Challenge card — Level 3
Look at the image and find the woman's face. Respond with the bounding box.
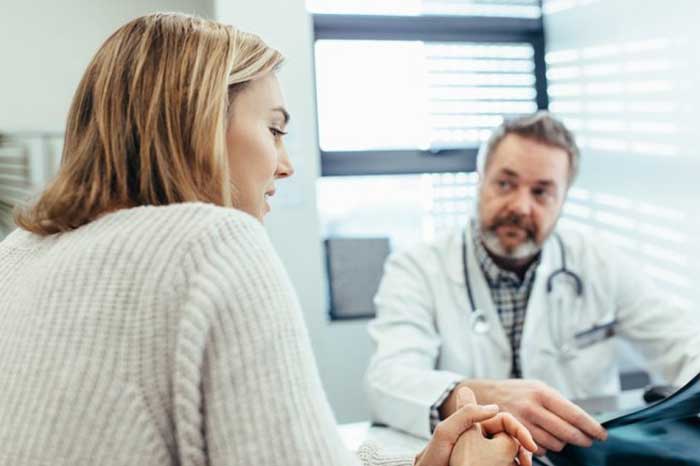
[226,73,294,221]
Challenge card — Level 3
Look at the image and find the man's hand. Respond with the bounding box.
[441,379,607,456]
[415,387,537,466]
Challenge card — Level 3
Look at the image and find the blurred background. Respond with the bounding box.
[1,0,699,422]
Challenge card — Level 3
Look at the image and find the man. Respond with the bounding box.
[365,112,700,455]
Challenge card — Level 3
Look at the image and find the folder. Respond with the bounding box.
[549,373,700,466]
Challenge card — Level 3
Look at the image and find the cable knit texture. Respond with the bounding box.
[0,203,413,466]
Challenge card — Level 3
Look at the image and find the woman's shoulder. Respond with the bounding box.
[103,202,266,245]
[115,201,261,228]
[70,202,272,278]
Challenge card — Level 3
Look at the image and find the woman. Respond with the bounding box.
[0,13,536,466]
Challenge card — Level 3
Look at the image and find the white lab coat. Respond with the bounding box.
[366,223,700,439]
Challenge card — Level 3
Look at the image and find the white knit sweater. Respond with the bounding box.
[0,203,413,466]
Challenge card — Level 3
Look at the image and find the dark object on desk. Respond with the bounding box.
[620,368,651,391]
[548,373,700,466]
[644,384,679,404]
[324,237,391,320]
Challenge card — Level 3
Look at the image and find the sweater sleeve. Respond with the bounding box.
[172,211,414,466]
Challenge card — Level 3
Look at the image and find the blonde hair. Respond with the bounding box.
[16,12,283,235]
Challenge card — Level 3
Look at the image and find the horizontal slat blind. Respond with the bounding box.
[0,144,30,236]
[315,40,538,152]
[0,135,62,238]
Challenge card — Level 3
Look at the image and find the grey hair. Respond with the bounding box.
[477,111,581,186]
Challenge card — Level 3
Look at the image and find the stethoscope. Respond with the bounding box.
[462,229,584,337]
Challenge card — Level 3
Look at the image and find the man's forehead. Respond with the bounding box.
[489,136,569,171]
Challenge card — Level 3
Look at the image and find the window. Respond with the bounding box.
[310,2,548,175]
[315,41,538,153]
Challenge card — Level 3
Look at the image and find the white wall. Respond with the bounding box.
[214,0,373,423]
[0,0,215,133]
[544,0,700,314]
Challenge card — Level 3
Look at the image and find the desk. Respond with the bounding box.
[338,390,647,459]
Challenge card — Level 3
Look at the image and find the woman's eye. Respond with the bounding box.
[269,127,287,138]
[497,180,512,190]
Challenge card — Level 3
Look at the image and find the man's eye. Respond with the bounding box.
[497,180,512,190]
[533,188,551,199]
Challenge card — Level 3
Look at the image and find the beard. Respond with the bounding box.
[479,211,542,261]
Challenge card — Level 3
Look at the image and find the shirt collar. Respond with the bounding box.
[470,220,540,289]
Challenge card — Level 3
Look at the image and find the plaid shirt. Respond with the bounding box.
[429,224,540,431]
[471,221,540,379]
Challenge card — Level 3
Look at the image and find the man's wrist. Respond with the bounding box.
[463,379,495,405]
[439,380,496,420]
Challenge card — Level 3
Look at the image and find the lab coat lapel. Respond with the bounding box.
[521,235,562,371]
[446,225,512,359]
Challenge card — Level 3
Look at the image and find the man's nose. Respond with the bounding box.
[508,188,533,216]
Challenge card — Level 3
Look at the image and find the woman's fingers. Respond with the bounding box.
[456,386,477,407]
[433,386,540,466]
[434,403,499,443]
[489,432,519,457]
[480,413,538,453]
[432,386,500,443]
[482,432,532,466]
[517,445,533,466]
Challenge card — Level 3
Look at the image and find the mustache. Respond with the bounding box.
[488,213,537,239]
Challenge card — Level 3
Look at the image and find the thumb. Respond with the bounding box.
[456,386,477,409]
[437,403,499,443]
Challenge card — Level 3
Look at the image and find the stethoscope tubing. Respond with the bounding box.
[462,228,584,319]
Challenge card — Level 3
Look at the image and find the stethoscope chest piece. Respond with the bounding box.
[471,309,490,334]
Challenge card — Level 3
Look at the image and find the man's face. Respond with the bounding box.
[477,134,570,261]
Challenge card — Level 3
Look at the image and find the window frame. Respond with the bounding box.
[311,12,549,176]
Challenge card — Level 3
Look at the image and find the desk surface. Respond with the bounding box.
[338,390,647,457]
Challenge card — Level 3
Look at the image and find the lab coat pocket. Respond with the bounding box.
[571,337,618,397]
[574,320,617,350]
